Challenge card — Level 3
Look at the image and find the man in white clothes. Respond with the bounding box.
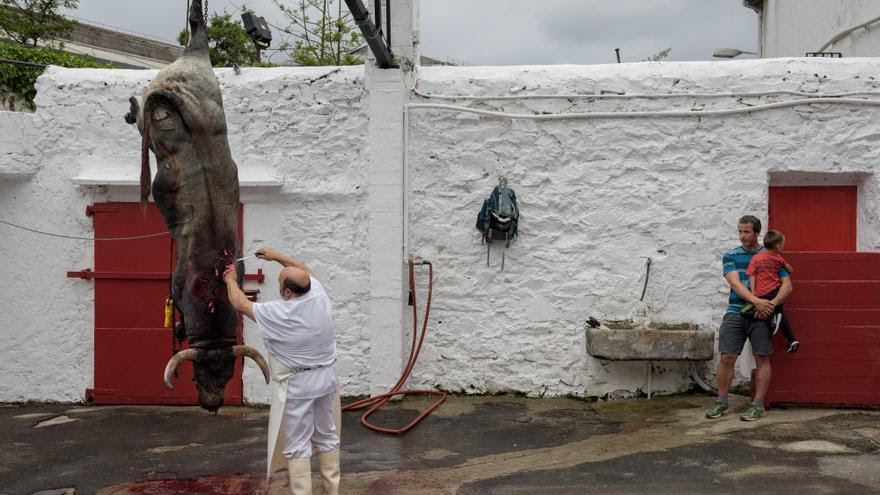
[223,247,340,495]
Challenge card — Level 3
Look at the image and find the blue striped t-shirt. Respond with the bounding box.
[722,245,789,313]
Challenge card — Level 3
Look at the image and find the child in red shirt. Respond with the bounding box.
[742,230,800,353]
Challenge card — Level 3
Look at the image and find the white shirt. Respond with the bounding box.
[252,276,337,398]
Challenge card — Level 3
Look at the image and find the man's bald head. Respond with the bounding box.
[278,267,311,299]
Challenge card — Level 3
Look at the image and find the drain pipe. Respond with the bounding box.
[344,0,396,68]
[402,106,410,263]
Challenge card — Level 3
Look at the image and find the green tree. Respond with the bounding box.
[0,40,111,110]
[273,0,362,66]
[0,0,79,47]
[644,47,671,62]
[178,10,267,67]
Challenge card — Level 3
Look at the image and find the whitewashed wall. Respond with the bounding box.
[2,57,879,404]
[0,66,371,402]
[405,58,880,399]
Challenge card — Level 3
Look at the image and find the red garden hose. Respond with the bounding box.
[342,258,447,434]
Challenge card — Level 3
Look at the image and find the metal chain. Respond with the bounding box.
[204,0,209,26]
[185,0,191,40]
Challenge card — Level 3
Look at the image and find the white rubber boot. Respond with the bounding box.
[317,449,340,495]
[287,458,312,495]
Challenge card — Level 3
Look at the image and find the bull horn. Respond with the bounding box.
[233,345,271,384]
[163,348,199,389]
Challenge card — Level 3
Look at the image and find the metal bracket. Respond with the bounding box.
[67,268,94,279]
[86,204,120,216]
[244,268,265,284]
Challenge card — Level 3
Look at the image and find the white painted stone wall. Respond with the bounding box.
[761,0,880,57]
[0,66,371,402]
[2,57,880,404]
[404,58,880,399]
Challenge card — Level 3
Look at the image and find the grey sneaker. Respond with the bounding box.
[705,402,729,419]
[740,406,766,421]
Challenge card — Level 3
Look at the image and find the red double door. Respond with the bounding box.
[764,186,880,406]
[74,202,245,405]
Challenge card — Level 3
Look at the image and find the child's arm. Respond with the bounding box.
[748,274,756,294]
[780,256,794,274]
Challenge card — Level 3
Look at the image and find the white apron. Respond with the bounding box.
[266,354,343,479]
[267,353,295,478]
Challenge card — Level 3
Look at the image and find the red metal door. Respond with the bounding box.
[768,186,856,251]
[74,203,244,405]
[766,253,880,406]
[762,186,879,406]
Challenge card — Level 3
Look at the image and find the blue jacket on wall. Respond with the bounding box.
[476,185,519,238]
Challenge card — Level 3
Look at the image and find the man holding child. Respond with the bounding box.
[706,215,793,421]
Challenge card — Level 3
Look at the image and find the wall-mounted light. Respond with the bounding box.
[241,12,272,61]
[712,48,757,59]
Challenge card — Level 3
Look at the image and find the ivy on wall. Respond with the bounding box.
[0,40,111,110]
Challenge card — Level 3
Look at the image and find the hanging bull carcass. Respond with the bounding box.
[124,0,269,412]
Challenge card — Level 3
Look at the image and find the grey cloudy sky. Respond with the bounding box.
[62,1,759,65]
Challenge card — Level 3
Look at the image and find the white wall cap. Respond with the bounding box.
[72,160,283,187]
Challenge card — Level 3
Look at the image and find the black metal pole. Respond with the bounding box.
[0,58,48,69]
[615,48,621,63]
[374,0,381,36]
[344,0,395,68]
[385,0,391,47]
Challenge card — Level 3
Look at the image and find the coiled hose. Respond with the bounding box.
[342,258,447,434]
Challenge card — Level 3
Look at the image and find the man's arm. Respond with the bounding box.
[223,264,255,321]
[724,271,774,316]
[255,247,314,277]
[770,275,793,306]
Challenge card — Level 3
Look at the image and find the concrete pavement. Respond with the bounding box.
[2,393,879,494]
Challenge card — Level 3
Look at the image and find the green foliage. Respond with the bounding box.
[178,10,272,67]
[273,0,362,66]
[644,47,671,62]
[0,40,110,109]
[0,0,79,47]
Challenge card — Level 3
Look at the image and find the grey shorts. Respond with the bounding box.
[719,312,773,356]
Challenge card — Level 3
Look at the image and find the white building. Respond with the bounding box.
[746,0,880,57]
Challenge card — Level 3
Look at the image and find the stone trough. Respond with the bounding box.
[585,320,714,361]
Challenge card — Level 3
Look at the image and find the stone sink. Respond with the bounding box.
[585,320,714,361]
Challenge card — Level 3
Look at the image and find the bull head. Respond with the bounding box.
[125,0,269,412]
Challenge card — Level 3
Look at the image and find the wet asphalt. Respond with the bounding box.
[2,393,879,494]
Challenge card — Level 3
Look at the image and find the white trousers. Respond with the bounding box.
[282,390,340,460]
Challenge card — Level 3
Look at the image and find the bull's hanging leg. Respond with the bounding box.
[124,96,139,125]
